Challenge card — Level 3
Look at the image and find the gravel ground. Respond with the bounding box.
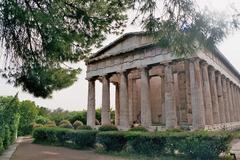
[11,138,124,160]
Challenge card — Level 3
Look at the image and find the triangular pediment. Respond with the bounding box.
[89,32,155,62]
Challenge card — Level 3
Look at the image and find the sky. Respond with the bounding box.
[0,0,240,111]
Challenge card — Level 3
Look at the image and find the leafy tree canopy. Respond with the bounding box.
[0,0,239,98]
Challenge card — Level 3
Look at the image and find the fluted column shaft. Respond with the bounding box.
[216,72,226,123]
[190,59,205,130]
[140,67,152,127]
[165,64,177,129]
[222,77,230,122]
[230,83,237,122]
[227,80,234,122]
[115,83,120,125]
[102,75,111,125]
[209,67,220,124]
[201,62,213,125]
[87,79,96,127]
[119,72,129,128]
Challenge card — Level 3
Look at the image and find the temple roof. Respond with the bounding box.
[87,32,240,79]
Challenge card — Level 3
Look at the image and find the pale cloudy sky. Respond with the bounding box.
[0,0,240,111]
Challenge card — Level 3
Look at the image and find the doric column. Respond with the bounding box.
[87,78,96,127]
[227,80,234,122]
[222,77,230,123]
[161,76,166,124]
[119,72,129,128]
[216,72,226,123]
[209,67,220,124]
[115,83,120,125]
[237,87,240,121]
[189,58,205,130]
[128,78,134,125]
[230,83,237,122]
[101,75,111,125]
[164,64,177,129]
[140,67,152,127]
[232,83,239,122]
[185,60,192,125]
[201,62,213,125]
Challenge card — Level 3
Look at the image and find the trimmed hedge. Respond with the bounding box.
[32,127,232,159]
[129,126,148,132]
[33,127,97,149]
[97,131,127,151]
[98,125,118,131]
[97,131,232,159]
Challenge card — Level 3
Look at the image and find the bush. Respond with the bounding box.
[76,125,92,130]
[33,127,58,144]
[73,120,83,129]
[97,131,127,151]
[35,116,50,125]
[70,130,97,149]
[129,126,148,132]
[177,131,232,159]
[59,120,73,129]
[32,123,43,129]
[33,127,97,149]
[18,100,38,136]
[98,125,118,131]
[126,132,166,155]
[44,121,57,128]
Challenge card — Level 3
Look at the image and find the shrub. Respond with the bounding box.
[33,127,58,144]
[73,120,83,129]
[33,127,97,149]
[32,123,43,129]
[98,125,118,131]
[177,131,232,159]
[97,131,127,151]
[126,132,166,155]
[44,121,57,128]
[129,126,148,132]
[18,100,38,136]
[35,116,50,125]
[70,130,97,149]
[76,125,92,130]
[59,120,73,129]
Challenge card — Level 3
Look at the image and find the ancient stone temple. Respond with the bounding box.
[85,32,240,131]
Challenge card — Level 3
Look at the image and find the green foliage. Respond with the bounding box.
[33,127,60,144]
[59,120,73,129]
[18,100,38,136]
[0,96,20,153]
[175,131,232,159]
[0,0,129,98]
[32,123,44,129]
[98,125,118,132]
[70,130,97,149]
[126,132,166,155]
[76,125,92,130]
[44,121,57,128]
[33,127,97,149]
[98,131,232,159]
[97,131,127,151]
[68,112,87,124]
[129,126,148,132]
[35,116,50,125]
[73,120,83,129]
[133,0,240,57]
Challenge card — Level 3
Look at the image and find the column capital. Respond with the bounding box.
[86,76,97,81]
[200,60,208,67]
[189,57,201,63]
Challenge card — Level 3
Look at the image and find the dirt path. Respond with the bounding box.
[11,137,125,160]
